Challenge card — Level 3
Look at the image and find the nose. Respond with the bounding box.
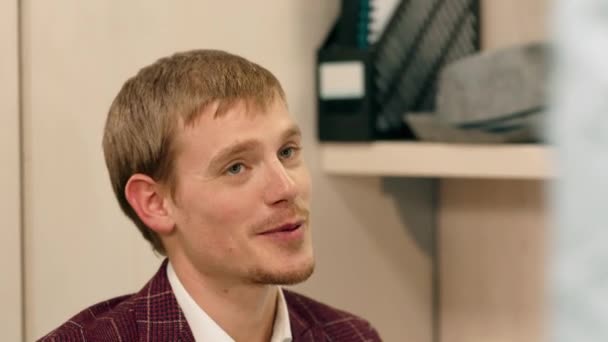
[263,159,298,206]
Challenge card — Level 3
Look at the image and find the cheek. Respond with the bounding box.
[198,188,254,226]
[174,183,246,235]
[177,193,251,256]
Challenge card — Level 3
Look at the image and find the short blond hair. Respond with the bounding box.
[102,50,286,255]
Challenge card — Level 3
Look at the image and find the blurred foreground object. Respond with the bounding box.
[549,0,608,341]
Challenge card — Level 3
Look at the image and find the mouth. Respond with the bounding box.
[259,220,304,235]
[257,219,306,243]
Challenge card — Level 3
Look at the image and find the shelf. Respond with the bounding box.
[320,142,552,179]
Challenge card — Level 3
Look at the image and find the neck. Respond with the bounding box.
[169,256,278,342]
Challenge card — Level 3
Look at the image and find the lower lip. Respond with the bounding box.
[259,224,305,242]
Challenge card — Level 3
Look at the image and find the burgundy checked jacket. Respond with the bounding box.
[39,260,382,341]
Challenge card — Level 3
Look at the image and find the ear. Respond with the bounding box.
[125,174,175,235]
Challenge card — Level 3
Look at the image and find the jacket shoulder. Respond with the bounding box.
[283,290,382,341]
[37,294,138,342]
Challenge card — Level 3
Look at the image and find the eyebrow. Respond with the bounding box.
[207,140,262,172]
[281,125,302,142]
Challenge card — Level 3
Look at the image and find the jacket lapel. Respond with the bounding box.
[134,259,195,342]
[285,290,322,342]
[133,260,326,342]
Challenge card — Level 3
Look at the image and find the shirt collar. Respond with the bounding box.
[167,262,292,342]
[271,285,292,342]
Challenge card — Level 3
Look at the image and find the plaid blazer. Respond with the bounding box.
[39,260,382,341]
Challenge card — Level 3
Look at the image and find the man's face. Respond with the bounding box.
[167,98,314,286]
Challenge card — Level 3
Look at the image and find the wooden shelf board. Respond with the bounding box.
[320,142,552,179]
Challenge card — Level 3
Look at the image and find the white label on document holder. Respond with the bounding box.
[319,61,365,99]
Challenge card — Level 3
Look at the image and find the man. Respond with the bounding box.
[40,50,382,341]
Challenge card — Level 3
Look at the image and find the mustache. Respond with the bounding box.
[252,206,310,233]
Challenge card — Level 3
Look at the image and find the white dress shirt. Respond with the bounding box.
[167,263,292,342]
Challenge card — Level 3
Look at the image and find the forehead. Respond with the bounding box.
[175,98,297,156]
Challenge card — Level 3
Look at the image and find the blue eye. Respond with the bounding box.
[227,163,244,175]
[279,147,296,159]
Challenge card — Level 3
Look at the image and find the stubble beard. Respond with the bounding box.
[247,205,314,285]
[249,257,316,285]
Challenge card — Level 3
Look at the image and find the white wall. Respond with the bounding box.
[22,2,432,341]
[439,1,549,341]
[440,180,546,342]
[0,0,22,341]
[481,0,548,50]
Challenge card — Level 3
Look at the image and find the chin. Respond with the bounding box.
[250,255,315,285]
